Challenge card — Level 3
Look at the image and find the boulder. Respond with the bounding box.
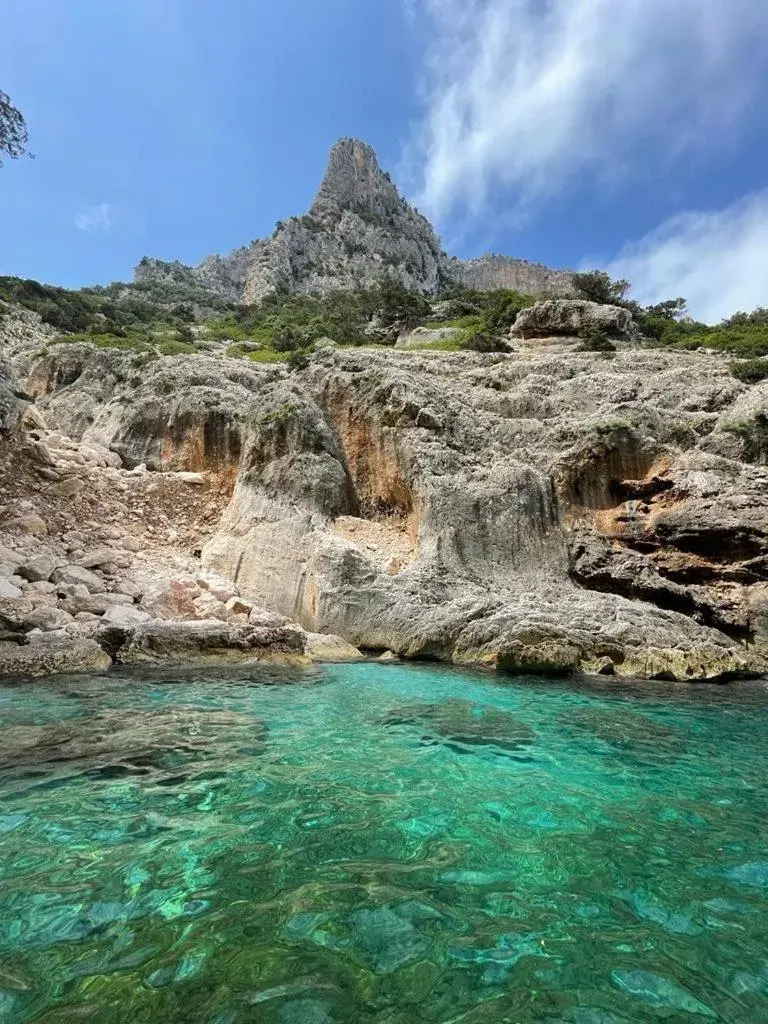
[101,604,151,628]
[511,299,636,340]
[115,619,308,666]
[75,548,122,569]
[303,632,364,662]
[17,554,66,583]
[47,476,86,498]
[248,607,289,628]
[0,580,23,599]
[0,545,23,570]
[0,637,111,678]
[225,596,253,617]
[0,597,37,630]
[193,592,229,621]
[20,606,75,632]
[60,593,135,616]
[9,513,47,535]
[140,579,199,619]
[52,564,106,594]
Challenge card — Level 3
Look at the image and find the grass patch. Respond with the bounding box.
[246,349,293,363]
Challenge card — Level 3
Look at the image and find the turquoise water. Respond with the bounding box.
[1,663,768,1023]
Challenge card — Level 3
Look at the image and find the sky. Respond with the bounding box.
[2,0,768,323]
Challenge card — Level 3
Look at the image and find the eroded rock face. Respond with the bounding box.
[22,346,272,471]
[4,305,767,682]
[512,300,636,340]
[449,254,574,296]
[201,346,766,680]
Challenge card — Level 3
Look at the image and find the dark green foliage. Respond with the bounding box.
[0,90,29,166]
[176,323,196,345]
[287,350,310,372]
[157,340,196,356]
[464,331,507,353]
[0,277,97,332]
[729,358,768,383]
[645,297,688,320]
[573,270,630,305]
[722,307,768,328]
[271,324,305,352]
[374,277,432,324]
[298,215,322,232]
[576,325,617,352]
[214,278,431,350]
[479,290,535,333]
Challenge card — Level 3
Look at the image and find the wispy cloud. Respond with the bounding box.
[75,202,114,233]
[603,191,768,324]
[406,0,768,226]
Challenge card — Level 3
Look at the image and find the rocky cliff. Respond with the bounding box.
[3,308,765,682]
[449,254,574,296]
[134,138,573,303]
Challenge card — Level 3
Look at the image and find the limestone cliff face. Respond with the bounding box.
[450,254,574,296]
[8,316,765,683]
[196,346,765,680]
[242,139,449,302]
[133,139,573,304]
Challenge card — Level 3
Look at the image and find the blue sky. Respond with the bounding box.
[2,0,768,321]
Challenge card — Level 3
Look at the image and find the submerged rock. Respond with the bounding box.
[0,707,265,772]
[562,707,684,754]
[380,699,536,753]
[0,637,111,679]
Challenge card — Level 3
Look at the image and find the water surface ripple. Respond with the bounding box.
[1,662,767,1023]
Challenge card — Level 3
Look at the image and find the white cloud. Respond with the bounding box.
[75,202,113,233]
[603,191,768,324]
[406,0,768,226]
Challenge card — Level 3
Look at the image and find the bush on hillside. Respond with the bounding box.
[729,358,768,383]
[576,325,617,352]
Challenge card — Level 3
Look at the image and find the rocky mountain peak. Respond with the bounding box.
[310,137,405,224]
[132,138,574,304]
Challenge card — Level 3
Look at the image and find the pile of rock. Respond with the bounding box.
[0,411,362,679]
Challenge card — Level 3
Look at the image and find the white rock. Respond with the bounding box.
[101,604,151,627]
[52,564,106,594]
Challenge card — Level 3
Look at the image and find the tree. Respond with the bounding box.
[646,298,687,320]
[0,90,30,167]
[573,270,630,306]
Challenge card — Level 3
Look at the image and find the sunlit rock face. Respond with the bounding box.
[132,138,574,305]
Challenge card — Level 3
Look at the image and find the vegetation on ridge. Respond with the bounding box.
[3,263,768,379]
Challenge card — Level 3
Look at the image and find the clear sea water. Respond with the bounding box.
[1,661,768,1023]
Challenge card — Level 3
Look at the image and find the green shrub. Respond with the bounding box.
[576,325,617,352]
[729,358,768,383]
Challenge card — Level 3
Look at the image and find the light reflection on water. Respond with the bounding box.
[0,662,767,1022]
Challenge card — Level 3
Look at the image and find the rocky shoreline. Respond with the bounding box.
[2,300,766,684]
[0,400,362,678]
